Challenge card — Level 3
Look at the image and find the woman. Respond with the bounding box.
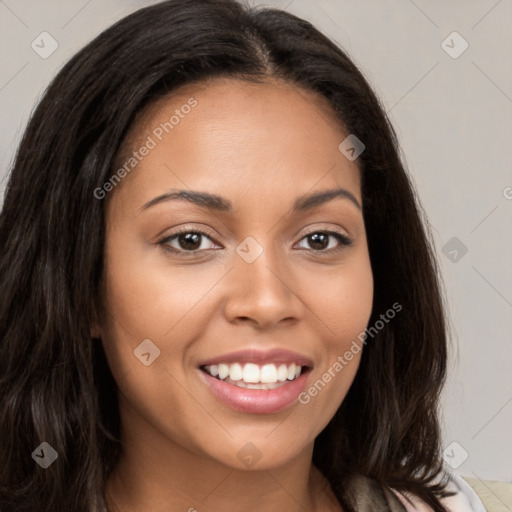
[0,0,487,511]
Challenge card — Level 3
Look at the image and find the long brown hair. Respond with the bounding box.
[0,1,451,510]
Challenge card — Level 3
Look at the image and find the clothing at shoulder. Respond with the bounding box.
[392,472,487,512]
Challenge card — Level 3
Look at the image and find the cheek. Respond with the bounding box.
[98,232,215,394]
[294,250,373,428]
[98,241,227,453]
[100,231,227,342]
[302,248,374,346]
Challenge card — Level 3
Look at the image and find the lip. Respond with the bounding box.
[198,348,313,367]
[198,366,311,414]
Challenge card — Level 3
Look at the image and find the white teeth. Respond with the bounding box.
[218,364,229,380]
[242,363,260,383]
[204,362,305,384]
[260,364,277,383]
[230,380,285,390]
[286,363,296,380]
[277,364,288,381]
[230,363,243,381]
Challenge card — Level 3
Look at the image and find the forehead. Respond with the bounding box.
[131,76,344,137]
[109,77,362,210]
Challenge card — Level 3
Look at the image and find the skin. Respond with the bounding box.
[95,77,374,512]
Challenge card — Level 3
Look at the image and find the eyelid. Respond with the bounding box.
[299,224,350,240]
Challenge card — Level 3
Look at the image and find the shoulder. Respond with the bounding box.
[391,472,487,512]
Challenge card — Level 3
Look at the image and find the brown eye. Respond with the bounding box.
[158,228,219,254]
[175,232,202,251]
[295,230,352,253]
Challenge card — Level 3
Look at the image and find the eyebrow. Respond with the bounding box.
[140,187,361,213]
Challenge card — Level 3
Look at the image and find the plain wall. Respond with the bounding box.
[1,0,510,482]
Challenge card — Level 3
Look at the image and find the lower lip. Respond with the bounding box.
[198,368,310,414]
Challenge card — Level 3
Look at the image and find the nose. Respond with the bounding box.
[222,239,302,329]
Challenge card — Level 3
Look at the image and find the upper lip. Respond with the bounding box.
[198,348,313,368]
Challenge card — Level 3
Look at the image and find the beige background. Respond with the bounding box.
[1,0,510,494]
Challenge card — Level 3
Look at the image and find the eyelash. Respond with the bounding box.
[157,226,353,256]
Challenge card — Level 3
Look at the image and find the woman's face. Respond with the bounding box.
[97,77,373,470]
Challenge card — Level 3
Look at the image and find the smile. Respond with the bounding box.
[197,349,313,414]
[201,362,304,389]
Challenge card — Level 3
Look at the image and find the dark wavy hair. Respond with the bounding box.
[0,0,453,510]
